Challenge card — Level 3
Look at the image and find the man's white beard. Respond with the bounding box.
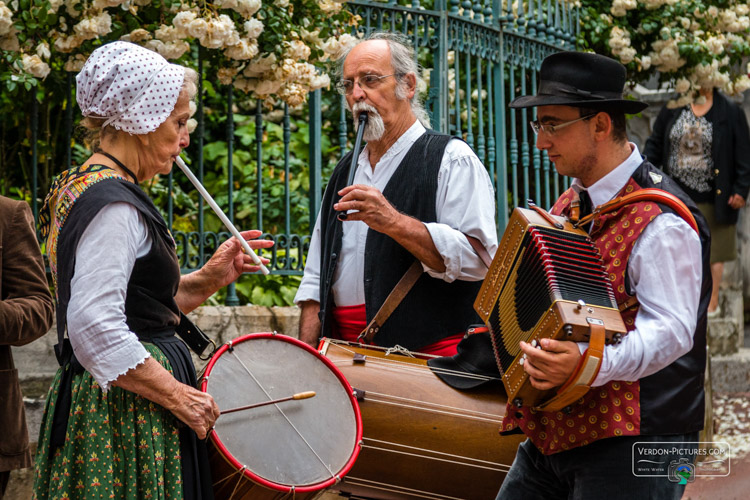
[350,102,385,142]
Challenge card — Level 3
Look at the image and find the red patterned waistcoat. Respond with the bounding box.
[500,178,664,455]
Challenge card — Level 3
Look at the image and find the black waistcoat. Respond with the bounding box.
[56,179,180,340]
[318,131,482,350]
[628,161,711,434]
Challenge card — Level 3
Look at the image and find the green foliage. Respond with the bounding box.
[578,0,750,103]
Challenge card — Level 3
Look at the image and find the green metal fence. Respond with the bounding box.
[11,0,577,293]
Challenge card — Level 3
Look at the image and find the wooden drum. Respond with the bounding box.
[201,333,363,499]
[319,339,524,500]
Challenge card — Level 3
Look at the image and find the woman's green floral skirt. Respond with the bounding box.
[33,343,183,499]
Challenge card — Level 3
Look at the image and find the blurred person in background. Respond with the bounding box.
[644,86,750,317]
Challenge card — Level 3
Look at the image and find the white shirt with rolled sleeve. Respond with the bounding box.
[294,121,498,307]
[572,144,703,386]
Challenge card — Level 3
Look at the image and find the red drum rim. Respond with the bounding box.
[200,332,363,493]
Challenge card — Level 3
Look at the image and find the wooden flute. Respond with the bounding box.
[175,156,270,275]
[339,112,369,220]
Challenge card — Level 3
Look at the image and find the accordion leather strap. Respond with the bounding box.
[576,188,699,234]
[358,260,423,343]
[534,322,606,412]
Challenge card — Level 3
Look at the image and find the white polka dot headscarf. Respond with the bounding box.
[76,41,186,135]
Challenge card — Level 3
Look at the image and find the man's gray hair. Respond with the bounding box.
[337,31,431,128]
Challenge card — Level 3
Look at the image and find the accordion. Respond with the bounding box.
[474,207,627,411]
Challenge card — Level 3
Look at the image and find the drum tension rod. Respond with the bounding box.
[352,388,366,401]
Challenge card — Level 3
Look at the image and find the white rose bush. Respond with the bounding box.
[579,0,750,107]
[0,0,357,106]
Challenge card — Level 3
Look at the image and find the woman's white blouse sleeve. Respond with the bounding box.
[67,202,152,392]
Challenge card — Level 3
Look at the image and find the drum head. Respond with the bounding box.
[205,334,360,489]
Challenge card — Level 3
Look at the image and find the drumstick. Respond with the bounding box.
[175,156,270,275]
[338,112,368,220]
[220,391,316,415]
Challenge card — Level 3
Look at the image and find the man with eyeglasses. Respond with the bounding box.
[495,51,710,500]
[294,32,497,356]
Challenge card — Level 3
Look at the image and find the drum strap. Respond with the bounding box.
[358,260,423,343]
[576,187,699,235]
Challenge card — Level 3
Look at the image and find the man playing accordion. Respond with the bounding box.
[495,52,710,500]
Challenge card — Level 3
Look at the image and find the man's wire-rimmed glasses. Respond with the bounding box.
[335,73,403,95]
[529,113,598,136]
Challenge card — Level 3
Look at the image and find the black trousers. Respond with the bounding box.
[497,433,699,500]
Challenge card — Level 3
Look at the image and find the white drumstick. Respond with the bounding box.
[175,156,270,275]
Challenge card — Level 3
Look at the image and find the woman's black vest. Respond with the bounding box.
[318,131,482,350]
[52,178,213,500]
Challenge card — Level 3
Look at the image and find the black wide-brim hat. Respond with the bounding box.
[427,330,502,390]
[509,51,647,114]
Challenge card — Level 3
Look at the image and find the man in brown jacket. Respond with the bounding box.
[0,195,54,496]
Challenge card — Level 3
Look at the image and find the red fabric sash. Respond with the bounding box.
[331,304,462,356]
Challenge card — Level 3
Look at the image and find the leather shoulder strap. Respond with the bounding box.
[358,260,423,343]
[577,188,699,234]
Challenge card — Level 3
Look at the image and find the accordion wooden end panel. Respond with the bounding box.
[474,207,627,409]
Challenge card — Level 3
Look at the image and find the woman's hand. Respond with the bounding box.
[167,383,221,439]
[112,357,219,439]
[201,230,274,288]
[175,229,274,313]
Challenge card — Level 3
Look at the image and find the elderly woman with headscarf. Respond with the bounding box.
[33,41,272,499]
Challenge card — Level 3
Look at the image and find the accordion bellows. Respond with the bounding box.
[475,207,627,409]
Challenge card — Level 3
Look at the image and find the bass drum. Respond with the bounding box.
[319,339,523,500]
[201,333,362,499]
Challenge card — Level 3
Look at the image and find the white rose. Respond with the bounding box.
[243,53,276,77]
[35,42,50,60]
[145,39,190,60]
[173,11,197,31]
[274,0,289,8]
[618,47,636,64]
[705,36,725,56]
[225,39,259,60]
[255,79,282,95]
[244,18,264,39]
[285,40,311,61]
[236,0,261,18]
[309,72,330,91]
[155,25,180,42]
[22,53,51,79]
[318,0,341,13]
[217,67,239,85]
[95,12,112,36]
[733,75,750,94]
[127,28,151,42]
[233,76,258,93]
[674,78,690,94]
[64,54,87,72]
[47,0,64,14]
[188,18,208,39]
[279,82,306,107]
[0,2,14,36]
